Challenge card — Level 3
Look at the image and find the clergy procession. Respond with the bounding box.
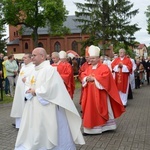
[0,45,150,150]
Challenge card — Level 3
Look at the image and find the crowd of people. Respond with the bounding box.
[0,45,149,149]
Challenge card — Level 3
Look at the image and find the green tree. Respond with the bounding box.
[145,5,150,36]
[0,2,6,53]
[147,46,150,56]
[75,0,140,55]
[0,29,6,54]
[1,0,69,47]
[113,42,135,58]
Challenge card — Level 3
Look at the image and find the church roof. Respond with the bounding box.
[137,44,146,49]
[7,38,19,45]
[22,15,82,36]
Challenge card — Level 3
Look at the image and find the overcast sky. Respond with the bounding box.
[63,0,150,46]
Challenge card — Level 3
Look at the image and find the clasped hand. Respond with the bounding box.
[86,76,94,82]
[26,88,36,96]
[118,62,123,68]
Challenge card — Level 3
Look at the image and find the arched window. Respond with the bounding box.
[16,31,19,36]
[25,43,28,50]
[54,41,61,52]
[38,42,43,47]
[72,41,78,52]
[13,48,16,52]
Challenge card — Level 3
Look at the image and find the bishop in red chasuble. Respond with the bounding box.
[80,45,125,135]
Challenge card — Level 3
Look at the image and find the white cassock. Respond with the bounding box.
[103,60,112,72]
[10,62,35,128]
[129,58,136,90]
[14,61,85,150]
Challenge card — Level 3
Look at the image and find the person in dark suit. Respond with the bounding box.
[145,57,150,84]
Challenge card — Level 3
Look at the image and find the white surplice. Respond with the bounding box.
[14,61,85,150]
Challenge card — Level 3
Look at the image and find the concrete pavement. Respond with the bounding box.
[0,84,150,150]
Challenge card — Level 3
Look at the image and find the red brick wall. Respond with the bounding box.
[7,25,89,56]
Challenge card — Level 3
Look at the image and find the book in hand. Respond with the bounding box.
[25,93,33,100]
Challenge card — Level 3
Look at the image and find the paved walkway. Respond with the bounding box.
[0,84,150,150]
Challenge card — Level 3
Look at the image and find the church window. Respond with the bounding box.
[38,42,43,47]
[13,48,16,52]
[72,41,78,52]
[54,41,61,52]
[25,43,28,49]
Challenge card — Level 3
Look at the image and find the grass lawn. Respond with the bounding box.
[0,80,81,105]
[75,79,81,89]
[0,91,13,104]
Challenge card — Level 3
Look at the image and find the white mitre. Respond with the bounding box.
[59,50,67,59]
[88,45,100,56]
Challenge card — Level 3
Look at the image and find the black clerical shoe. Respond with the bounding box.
[82,133,90,136]
[12,123,16,127]
[82,132,100,136]
[124,105,127,108]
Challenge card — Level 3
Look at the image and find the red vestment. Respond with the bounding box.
[111,57,132,93]
[81,62,125,128]
[52,62,75,99]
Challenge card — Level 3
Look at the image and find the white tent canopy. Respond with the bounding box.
[66,50,79,59]
[13,53,25,60]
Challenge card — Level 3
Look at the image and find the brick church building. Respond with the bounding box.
[7,15,113,57]
[7,16,90,55]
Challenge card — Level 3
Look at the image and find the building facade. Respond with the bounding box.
[7,16,90,56]
[133,44,148,59]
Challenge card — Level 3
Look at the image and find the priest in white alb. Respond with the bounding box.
[14,47,85,150]
[10,53,34,129]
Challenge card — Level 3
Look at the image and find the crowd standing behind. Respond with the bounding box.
[0,50,148,105]
[5,54,18,97]
[0,50,147,104]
